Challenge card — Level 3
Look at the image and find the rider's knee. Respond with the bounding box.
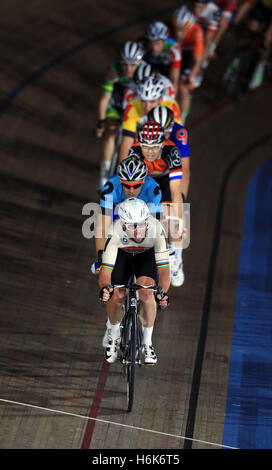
[105,119,120,137]
[112,288,126,304]
[139,288,154,304]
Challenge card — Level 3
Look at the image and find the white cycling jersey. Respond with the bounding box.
[101,214,169,270]
[197,2,221,33]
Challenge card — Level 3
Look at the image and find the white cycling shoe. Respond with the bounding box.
[169,249,185,287]
[143,344,157,366]
[104,334,121,363]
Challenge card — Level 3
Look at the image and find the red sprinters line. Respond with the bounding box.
[81,359,110,449]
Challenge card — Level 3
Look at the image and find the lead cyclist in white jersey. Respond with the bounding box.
[98,198,170,365]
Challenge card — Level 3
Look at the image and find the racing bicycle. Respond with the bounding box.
[112,277,160,412]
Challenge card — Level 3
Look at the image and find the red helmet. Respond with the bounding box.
[138,120,165,146]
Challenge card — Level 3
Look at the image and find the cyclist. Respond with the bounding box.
[95,41,144,190]
[122,62,176,110]
[93,154,162,274]
[207,0,238,59]
[148,105,190,201]
[128,120,185,287]
[99,197,170,365]
[119,76,181,160]
[141,21,182,95]
[193,0,222,70]
[172,5,205,124]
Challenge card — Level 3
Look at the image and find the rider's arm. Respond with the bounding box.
[169,42,182,95]
[181,157,190,200]
[118,100,139,161]
[158,267,170,294]
[169,67,180,96]
[98,91,112,121]
[95,212,112,255]
[119,135,135,161]
[98,226,119,289]
[190,26,204,79]
[234,0,252,25]
[154,223,171,293]
[169,178,183,218]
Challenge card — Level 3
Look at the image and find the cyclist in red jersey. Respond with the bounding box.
[172,5,205,124]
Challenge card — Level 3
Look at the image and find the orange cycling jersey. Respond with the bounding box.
[181,23,204,56]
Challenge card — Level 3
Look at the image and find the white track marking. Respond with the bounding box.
[0,398,238,449]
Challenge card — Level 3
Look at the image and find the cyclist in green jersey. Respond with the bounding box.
[95,41,144,190]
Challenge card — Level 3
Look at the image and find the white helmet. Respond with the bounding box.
[173,5,195,30]
[145,21,168,41]
[118,197,150,224]
[137,76,165,100]
[120,41,144,63]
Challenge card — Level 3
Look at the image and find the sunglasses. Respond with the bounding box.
[121,181,143,189]
[140,144,163,151]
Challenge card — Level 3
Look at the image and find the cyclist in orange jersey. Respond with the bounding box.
[172,5,204,123]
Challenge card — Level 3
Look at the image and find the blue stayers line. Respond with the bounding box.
[223,156,272,449]
[0,5,176,118]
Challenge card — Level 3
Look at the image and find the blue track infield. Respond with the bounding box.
[223,156,272,449]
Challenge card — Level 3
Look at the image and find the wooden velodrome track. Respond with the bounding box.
[0,0,271,450]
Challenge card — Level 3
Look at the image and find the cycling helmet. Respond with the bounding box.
[133,62,157,84]
[138,120,165,146]
[117,154,148,182]
[173,5,196,30]
[145,21,168,41]
[137,76,165,100]
[118,197,150,224]
[120,41,144,63]
[148,105,174,131]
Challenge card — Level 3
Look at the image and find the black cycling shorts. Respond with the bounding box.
[111,247,158,285]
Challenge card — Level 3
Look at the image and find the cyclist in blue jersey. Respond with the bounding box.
[93,154,162,274]
[148,105,190,201]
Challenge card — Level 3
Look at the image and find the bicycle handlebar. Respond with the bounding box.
[112,284,158,290]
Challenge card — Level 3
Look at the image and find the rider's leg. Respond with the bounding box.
[137,275,158,365]
[106,287,126,329]
[99,118,120,189]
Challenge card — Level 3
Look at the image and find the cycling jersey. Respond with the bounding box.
[122,73,176,110]
[100,174,162,217]
[102,61,135,94]
[128,142,182,181]
[122,98,181,138]
[180,23,205,56]
[143,38,182,77]
[197,2,221,33]
[169,122,190,159]
[101,215,169,271]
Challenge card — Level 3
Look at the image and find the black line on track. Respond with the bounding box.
[183,132,272,449]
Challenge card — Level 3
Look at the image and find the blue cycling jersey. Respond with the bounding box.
[169,122,190,158]
[100,174,162,219]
